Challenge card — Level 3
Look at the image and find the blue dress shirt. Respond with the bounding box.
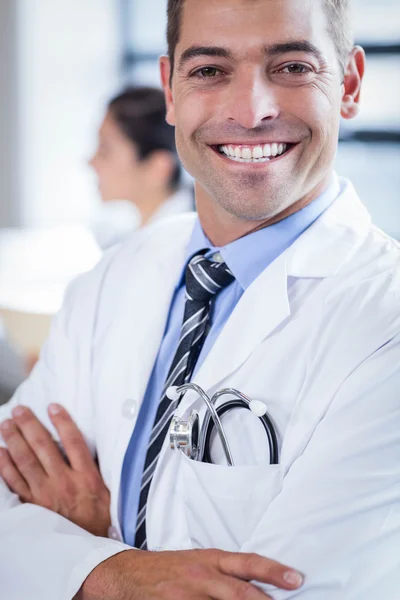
[120,176,340,545]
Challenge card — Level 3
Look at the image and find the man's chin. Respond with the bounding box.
[214,193,286,223]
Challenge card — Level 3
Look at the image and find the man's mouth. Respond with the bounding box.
[215,142,292,163]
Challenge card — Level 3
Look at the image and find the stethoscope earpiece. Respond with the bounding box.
[166,386,181,401]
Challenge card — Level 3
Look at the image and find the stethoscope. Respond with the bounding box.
[167,383,279,466]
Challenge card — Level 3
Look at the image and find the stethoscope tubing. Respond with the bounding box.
[201,399,279,465]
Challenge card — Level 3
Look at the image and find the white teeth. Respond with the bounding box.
[252,146,263,159]
[219,143,288,161]
[263,144,272,157]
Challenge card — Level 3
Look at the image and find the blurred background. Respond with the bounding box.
[0,0,398,232]
[0,0,399,401]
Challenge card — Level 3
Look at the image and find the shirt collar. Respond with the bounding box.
[179,173,341,291]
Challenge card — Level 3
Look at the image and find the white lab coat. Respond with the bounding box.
[0,178,399,599]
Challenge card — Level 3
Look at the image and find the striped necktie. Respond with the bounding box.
[134,250,234,549]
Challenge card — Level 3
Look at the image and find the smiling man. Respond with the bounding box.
[164,0,361,241]
[0,1,399,599]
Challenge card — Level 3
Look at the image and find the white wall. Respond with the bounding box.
[336,144,400,240]
[17,0,120,226]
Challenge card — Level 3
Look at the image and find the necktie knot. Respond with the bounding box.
[185,251,234,304]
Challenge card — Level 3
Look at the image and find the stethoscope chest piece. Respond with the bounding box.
[170,411,200,460]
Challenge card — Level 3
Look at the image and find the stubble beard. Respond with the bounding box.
[201,166,293,222]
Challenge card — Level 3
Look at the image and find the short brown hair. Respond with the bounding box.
[167,0,353,77]
[324,0,353,75]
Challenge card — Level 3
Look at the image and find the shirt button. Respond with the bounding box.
[212,252,223,263]
[108,526,122,541]
[122,398,138,420]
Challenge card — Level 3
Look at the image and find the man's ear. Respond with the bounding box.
[341,46,366,120]
[160,56,175,126]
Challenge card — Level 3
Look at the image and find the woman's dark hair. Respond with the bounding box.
[108,86,181,191]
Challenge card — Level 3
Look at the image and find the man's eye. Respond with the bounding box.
[280,63,311,75]
[193,67,221,78]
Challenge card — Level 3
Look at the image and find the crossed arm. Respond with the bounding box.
[0,403,111,537]
[0,404,303,600]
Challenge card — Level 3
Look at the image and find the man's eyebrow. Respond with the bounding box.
[177,46,232,70]
[266,41,324,61]
[177,41,324,71]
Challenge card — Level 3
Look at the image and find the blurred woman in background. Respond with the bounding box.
[0,87,193,401]
[90,86,193,248]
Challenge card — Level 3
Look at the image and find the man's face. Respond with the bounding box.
[162,0,361,223]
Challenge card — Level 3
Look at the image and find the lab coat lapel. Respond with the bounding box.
[123,215,197,406]
[181,252,290,411]
[109,247,183,526]
[109,216,196,529]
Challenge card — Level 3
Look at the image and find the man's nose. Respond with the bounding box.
[223,71,279,130]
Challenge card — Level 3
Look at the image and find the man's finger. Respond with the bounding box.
[204,572,274,600]
[217,551,304,591]
[0,418,47,491]
[10,406,68,476]
[0,447,32,501]
[48,404,96,472]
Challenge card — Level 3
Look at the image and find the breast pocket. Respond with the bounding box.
[180,453,283,551]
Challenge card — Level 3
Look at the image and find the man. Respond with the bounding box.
[0,1,399,599]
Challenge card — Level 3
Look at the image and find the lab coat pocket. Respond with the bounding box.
[180,454,283,551]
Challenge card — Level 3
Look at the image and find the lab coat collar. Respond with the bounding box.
[286,178,371,278]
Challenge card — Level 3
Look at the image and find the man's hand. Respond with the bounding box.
[75,548,304,600]
[0,404,111,537]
